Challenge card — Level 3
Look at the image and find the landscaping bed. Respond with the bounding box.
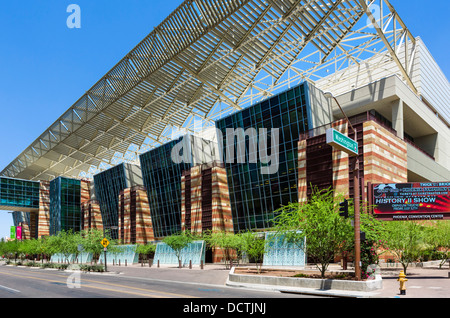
[228,267,383,292]
[234,267,357,280]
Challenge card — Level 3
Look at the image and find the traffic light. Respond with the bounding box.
[360,231,366,242]
[339,199,349,218]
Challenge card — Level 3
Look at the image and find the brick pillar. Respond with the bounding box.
[80,180,91,204]
[135,187,154,244]
[363,120,408,185]
[119,187,154,244]
[38,181,50,238]
[211,165,233,234]
[298,139,308,204]
[332,120,350,198]
[190,166,203,235]
[81,200,103,231]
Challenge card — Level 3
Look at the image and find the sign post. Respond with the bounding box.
[326,128,361,280]
[101,238,110,272]
[324,92,361,281]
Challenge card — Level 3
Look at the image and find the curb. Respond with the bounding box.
[225,267,382,298]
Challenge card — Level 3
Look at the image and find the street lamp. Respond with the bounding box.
[324,92,361,281]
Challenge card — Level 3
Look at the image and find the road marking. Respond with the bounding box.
[0,284,20,293]
[0,268,195,298]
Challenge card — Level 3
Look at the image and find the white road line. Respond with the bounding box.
[0,284,21,293]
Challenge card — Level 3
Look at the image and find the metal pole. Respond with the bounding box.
[353,131,361,281]
[326,92,361,281]
[104,248,107,272]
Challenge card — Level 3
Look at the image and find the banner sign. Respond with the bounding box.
[16,226,22,240]
[373,182,450,218]
[10,226,15,239]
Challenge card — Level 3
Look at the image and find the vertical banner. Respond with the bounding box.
[10,226,16,239]
[16,226,22,240]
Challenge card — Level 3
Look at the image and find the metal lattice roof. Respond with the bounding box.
[1,0,417,181]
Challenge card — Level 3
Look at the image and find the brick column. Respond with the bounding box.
[298,139,308,204]
[363,120,408,185]
[189,166,203,235]
[332,119,350,198]
[38,181,50,238]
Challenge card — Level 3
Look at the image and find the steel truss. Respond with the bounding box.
[1,0,416,180]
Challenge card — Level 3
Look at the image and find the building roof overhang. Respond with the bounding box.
[1,0,420,181]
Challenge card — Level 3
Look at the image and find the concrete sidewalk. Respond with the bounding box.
[102,262,450,298]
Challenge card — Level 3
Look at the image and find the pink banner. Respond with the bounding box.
[16,226,22,240]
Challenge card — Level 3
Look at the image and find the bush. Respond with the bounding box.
[79,264,105,272]
[39,263,69,270]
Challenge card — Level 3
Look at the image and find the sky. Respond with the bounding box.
[0,0,449,239]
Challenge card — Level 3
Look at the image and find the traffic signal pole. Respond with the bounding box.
[325,92,361,281]
[353,137,361,281]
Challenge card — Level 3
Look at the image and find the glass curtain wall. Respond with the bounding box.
[140,137,192,238]
[215,83,311,232]
[49,177,81,235]
[93,163,128,239]
[0,177,40,210]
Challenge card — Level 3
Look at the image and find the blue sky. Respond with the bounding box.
[0,0,449,239]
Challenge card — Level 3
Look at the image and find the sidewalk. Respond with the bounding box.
[106,262,450,298]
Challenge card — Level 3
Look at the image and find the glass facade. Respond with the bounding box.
[140,137,192,238]
[0,177,40,211]
[215,82,311,232]
[49,177,81,235]
[93,163,128,239]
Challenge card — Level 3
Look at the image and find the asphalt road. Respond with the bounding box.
[0,264,320,299]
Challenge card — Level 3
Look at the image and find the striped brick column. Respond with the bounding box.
[211,165,233,234]
[80,180,91,204]
[119,188,131,244]
[119,186,154,244]
[82,200,103,231]
[38,181,50,238]
[298,139,308,204]
[211,165,233,263]
[180,162,234,263]
[332,120,350,198]
[363,120,408,185]
[134,187,154,244]
[189,166,203,235]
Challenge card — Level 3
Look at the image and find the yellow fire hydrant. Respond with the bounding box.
[397,271,408,295]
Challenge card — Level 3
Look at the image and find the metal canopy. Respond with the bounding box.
[1,0,416,181]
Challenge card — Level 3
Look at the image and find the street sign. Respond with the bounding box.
[326,128,358,156]
[101,238,110,248]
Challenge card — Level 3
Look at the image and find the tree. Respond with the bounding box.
[54,230,79,263]
[239,231,267,274]
[136,243,156,264]
[426,220,450,268]
[41,235,60,262]
[78,229,107,263]
[204,231,242,267]
[163,232,193,268]
[382,221,427,274]
[273,188,353,278]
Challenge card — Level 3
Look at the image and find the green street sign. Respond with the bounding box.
[326,128,358,156]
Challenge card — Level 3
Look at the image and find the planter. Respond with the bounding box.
[227,267,382,292]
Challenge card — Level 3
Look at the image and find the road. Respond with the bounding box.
[0,264,321,299]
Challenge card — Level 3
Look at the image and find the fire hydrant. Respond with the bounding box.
[397,271,408,295]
